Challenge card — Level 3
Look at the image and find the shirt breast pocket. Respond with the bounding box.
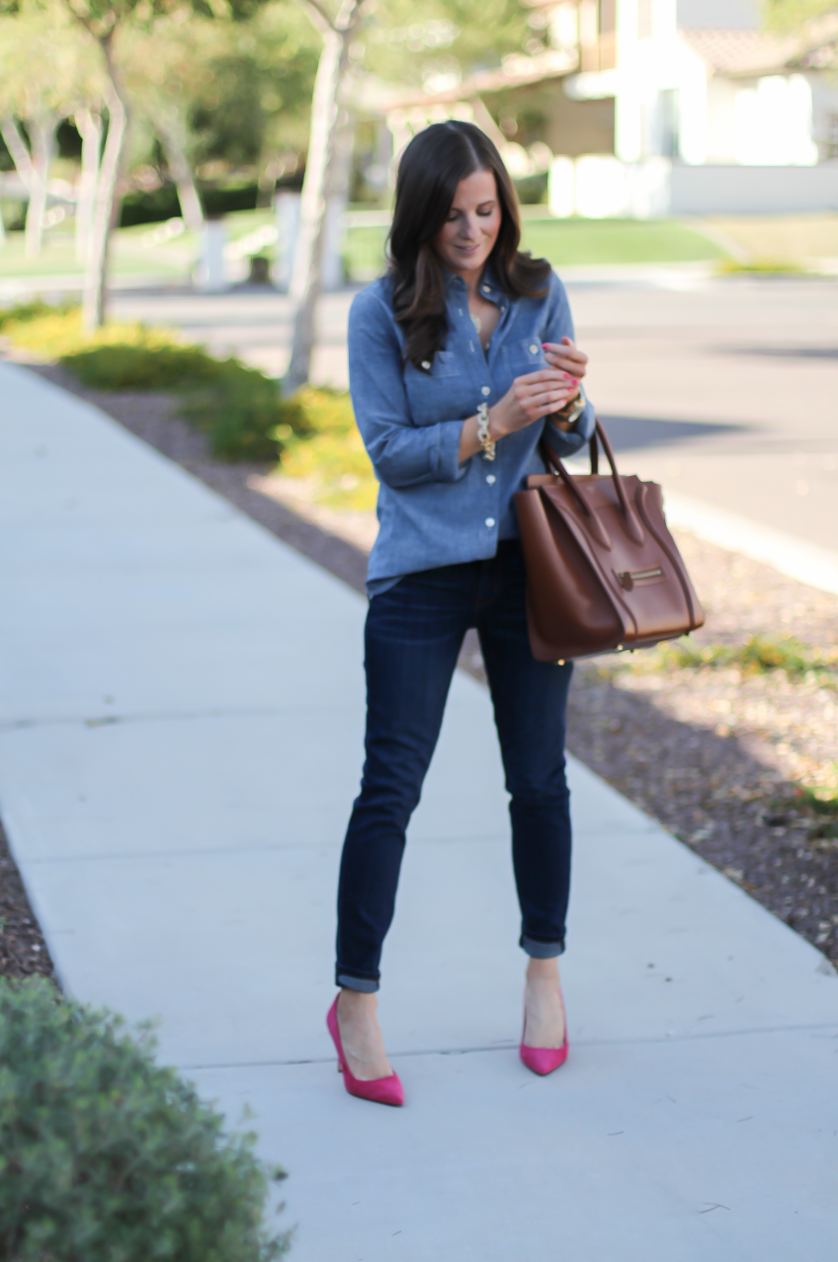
[504,337,547,377]
[434,350,460,378]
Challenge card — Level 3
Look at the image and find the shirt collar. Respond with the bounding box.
[442,257,502,296]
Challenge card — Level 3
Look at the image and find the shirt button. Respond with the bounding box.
[482,284,490,293]
[529,344,538,354]
[481,386,491,396]
[486,475,496,484]
[421,361,430,370]
[485,517,495,528]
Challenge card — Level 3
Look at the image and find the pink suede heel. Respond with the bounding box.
[326,995,404,1107]
[519,984,569,1076]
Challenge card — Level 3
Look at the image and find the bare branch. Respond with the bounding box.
[334,0,367,33]
[0,117,33,191]
[295,0,336,36]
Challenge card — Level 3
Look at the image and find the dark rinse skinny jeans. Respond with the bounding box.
[335,540,574,992]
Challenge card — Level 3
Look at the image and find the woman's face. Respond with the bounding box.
[432,168,502,279]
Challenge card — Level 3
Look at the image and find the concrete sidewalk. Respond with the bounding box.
[1,361,837,1260]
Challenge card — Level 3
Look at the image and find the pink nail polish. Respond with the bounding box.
[542,343,550,349]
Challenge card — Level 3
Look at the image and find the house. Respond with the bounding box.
[533,0,838,214]
[363,0,838,217]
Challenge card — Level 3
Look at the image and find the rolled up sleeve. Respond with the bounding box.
[541,272,596,459]
[348,290,467,490]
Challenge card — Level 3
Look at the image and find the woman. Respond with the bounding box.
[326,121,595,1106]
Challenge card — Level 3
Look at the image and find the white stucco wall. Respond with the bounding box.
[809,74,838,160]
[733,75,818,165]
[676,0,759,29]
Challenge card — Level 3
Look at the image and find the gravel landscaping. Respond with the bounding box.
[2,358,836,977]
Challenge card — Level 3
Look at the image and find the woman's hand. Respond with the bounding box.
[489,367,579,439]
[457,336,589,462]
[542,336,588,382]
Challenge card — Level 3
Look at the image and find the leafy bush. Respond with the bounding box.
[0,978,291,1262]
[0,299,76,333]
[184,371,309,463]
[65,343,309,463]
[0,303,310,463]
[279,387,377,511]
[61,341,226,391]
[647,635,837,687]
[716,257,805,275]
[0,303,376,476]
[0,303,155,360]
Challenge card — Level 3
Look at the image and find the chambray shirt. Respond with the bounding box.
[347,264,596,595]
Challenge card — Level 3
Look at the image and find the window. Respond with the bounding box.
[638,0,654,39]
[599,0,616,34]
[828,113,838,159]
[659,89,680,158]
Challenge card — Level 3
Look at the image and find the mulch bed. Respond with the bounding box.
[0,817,56,983]
[2,356,837,979]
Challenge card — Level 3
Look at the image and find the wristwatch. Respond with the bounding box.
[550,388,586,430]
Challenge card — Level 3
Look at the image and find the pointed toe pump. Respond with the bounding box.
[519,985,569,1077]
[326,996,404,1107]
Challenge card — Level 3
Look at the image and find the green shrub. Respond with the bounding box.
[184,372,309,463]
[62,341,309,463]
[716,257,805,275]
[0,978,291,1262]
[644,635,837,687]
[1,302,367,467]
[279,387,377,511]
[61,342,227,391]
[0,299,75,332]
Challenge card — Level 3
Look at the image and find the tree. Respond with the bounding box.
[283,0,532,392]
[74,103,104,262]
[762,0,838,27]
[58,0,153,329]
[186,4,317,199]
[0,1,93,257]
[284,0,369,394]
[117,10,221,234]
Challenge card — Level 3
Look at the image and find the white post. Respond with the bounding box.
[321,193,345,291]
[195,217,228,292]
[273,191,301,291]
[75,108,102,264]
[548,157,575,217]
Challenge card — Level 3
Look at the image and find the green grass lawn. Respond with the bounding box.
[344,216,726,277]
[521,218,725,265]
[1,209,728,284]
[704,213,838,263]
[0,227,193,279]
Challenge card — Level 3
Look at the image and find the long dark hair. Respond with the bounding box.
[387,121,551,370]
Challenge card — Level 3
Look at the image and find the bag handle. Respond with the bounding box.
[540,419,644,545]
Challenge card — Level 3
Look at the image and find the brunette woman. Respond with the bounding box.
[326,121,595,1105]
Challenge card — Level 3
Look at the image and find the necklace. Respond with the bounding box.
[470,308,490,350]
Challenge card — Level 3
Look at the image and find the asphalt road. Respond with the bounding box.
[111,274,838,552]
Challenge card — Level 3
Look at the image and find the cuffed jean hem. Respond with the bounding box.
[336,972,380,993]
[520,934,565,959]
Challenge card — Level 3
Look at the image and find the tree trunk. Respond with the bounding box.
[156,113,204,234]
[83,38,130,332]
[25,112,59,258]
[0,116,34,191]
[285,0,364,394]
[75,107,102,264]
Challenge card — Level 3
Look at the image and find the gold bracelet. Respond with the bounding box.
[476,402,496,461]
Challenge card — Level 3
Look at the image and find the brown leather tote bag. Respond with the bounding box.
[514,420,705,662]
